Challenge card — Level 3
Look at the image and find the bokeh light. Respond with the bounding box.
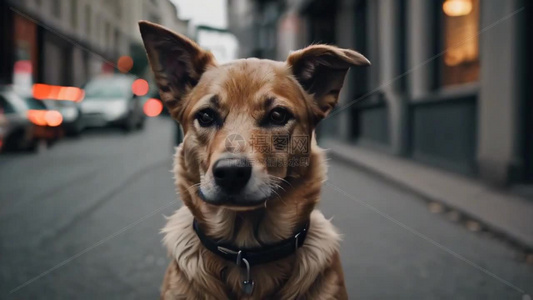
[45,111,63,127]
[443,0,473,17]
[33,84,85,102]
[27,110,47,126]
[143,98,163,117]
[117,56,134,73]
[27,109,63,127]
[132,79,149,96]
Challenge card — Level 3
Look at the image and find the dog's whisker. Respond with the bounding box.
[269,180,288,198]
[272,182,287,193]
[185,183,201,195]
[267,183,286,205]
[268,174,293,189]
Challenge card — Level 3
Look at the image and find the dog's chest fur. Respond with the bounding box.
[162,206,341,299]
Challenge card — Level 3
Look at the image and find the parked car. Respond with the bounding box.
[41,99,83,136]
[80,75,145,132]
[0,86,63,152]
[0,108,6,152]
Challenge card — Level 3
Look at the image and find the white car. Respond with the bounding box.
[80,75,145,132]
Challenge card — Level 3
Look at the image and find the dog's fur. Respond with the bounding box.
[139,21,369,299]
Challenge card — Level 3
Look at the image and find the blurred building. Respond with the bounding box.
[227,0,533,187]
[0,0,188,90]
[195,25,239,64]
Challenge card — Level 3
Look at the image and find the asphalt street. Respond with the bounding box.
[0,117,531,299]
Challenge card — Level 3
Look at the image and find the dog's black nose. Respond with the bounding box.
[213,158,252,194]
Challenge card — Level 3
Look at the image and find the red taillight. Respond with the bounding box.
[27,110,47,126]
[143,98,163,117]
[33,84,85,102]
[132,79,149,97]
[45,110,63,127]
[28,110,63,127]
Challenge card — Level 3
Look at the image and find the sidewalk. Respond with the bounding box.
[322,139,533,250]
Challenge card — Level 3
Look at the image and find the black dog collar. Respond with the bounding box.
[193,219,309,266]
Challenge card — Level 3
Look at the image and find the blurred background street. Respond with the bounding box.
[0,118,176,299]
[0,0,532,299]
[1,117,532,299]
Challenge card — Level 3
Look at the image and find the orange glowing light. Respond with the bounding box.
[33,84,85,102]
[27,110,47,126]
[117,55,134,73]
[132,79,149,96]
[143,98,163,117]
[28,109,63,126]
[443,0,472,17]
[45,110,63,127]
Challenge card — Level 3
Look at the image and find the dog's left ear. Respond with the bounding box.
[287,45,370,121]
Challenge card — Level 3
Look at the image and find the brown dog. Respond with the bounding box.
[139,21,370,299]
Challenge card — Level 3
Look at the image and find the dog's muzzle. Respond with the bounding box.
[198,156,267,207]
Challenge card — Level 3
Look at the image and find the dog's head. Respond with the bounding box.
[139,21,369,211]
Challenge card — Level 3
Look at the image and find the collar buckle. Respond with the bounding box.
[294,231,302,250]
[217,246,244,265]
[294,226,307,250]
[236,250,242,265]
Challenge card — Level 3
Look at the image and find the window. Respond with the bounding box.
[115,29,120,52]
[85,6,92,37]
[71,0,78,29]
[115,1,122,19]
[442,0,480,86]
[96,16,103,45]
[83,78,131,99]
[51,0,61,19]
[25,97,47,110]
[96,18,102,45]
[105,22,111,48]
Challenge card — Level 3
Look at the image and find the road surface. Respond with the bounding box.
[0,117,531,299]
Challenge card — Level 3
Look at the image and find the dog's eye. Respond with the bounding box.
[268,107,291,126]
[195,109,217,127]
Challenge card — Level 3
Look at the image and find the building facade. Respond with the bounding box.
[228,0,533,188]
[1,0,188,89]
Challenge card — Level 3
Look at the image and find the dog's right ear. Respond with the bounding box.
[138,21,216,120]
